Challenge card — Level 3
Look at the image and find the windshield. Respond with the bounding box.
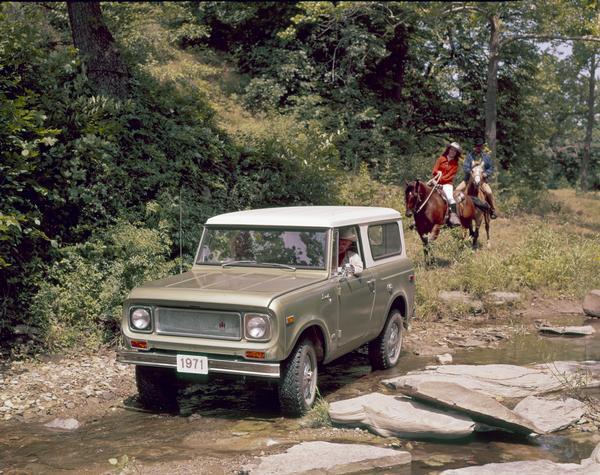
[196,227,328,270]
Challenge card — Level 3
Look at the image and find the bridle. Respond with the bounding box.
[408,171,441,215]
[407,179,438,216]
[405,181,423,216]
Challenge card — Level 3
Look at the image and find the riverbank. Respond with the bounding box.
[0,296,588,425]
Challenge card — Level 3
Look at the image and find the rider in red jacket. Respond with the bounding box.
[432,142,461,226]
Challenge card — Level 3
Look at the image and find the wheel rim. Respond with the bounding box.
[386,320,402,362]
[302,351,317,405]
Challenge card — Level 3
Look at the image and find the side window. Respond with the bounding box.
[337,226,363,267]
[368,222,402,260]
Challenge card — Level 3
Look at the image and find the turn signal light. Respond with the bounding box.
[409,274,415,283]
[245,351,265,359]
[131,340,148,349]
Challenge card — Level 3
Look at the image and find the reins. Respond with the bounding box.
[415,172,441,214]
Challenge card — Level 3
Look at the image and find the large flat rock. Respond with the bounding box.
[396,381,542,435]
[439,291,483,312]
[513,396,586,433]
[583,289,600,317]
[487,291,521,305]
[329,393,475,440]
[329,393,391,424]
[383,361,600,399]
[243,441,411,474]
[441,441,600,475]
[539,325,595,336]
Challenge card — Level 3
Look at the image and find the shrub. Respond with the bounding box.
[29,222,177,351]
[243,77,286,111]
[337,163,405,210]
[230,116,340,208]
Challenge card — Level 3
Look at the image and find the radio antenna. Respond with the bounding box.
[179,186,183,274]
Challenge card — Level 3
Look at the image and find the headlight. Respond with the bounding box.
[244,313,271,341]
[130,307,152,332]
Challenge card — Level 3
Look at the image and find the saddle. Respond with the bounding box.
[434,186,457,221]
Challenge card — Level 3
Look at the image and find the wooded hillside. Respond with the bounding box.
[1,2,598,354]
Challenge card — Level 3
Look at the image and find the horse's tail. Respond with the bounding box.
[471,196,491,212]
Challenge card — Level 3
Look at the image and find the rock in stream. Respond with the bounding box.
[243,441,411,474]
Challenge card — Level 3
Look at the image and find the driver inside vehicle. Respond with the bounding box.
[338,227,363,276]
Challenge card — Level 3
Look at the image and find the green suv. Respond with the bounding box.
[117,206,415,416]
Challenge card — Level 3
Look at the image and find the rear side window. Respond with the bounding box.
[368,222,402,260]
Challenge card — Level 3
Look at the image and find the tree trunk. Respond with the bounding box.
[67,1,129,99]
[485,14,501,163]
[581,52,596,191]
[392,24,410,102]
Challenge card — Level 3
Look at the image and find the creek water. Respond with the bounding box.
[1,315,598,474]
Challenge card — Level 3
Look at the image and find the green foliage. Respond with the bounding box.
[304,393,332,428]
[243,77,287,111]
[29,222,176,351]
[2,1,598,354]
[0,3,340,352]
[229,117,339,209]
[337,163,405,210]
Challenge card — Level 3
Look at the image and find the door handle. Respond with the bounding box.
[367,279,376,293]
[321,292,332,302]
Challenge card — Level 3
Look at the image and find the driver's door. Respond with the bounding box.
[333,227,375,351]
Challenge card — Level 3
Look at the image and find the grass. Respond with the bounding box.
[304,392,332,428]
[398,188,600,320]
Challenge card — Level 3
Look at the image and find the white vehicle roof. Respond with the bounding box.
[206,206,401,228]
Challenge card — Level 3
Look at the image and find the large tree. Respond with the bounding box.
[444,1,600,163]
[66,1,129,98]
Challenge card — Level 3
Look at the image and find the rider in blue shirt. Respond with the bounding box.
[455,138,497,219]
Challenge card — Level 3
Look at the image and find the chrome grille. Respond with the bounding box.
[155,308,241,340]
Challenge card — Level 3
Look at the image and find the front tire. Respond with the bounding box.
[135,365,179,412]
[369,309,404,370]
[279,338,318,416]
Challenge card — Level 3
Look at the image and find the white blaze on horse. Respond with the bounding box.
[454,162,491,249]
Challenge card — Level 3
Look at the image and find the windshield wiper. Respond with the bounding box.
[221,260,258,268]
[221,260,296,271]
[259,262,297,271]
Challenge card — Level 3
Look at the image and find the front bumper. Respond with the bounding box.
[117,349,281,379]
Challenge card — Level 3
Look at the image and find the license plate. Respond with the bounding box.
[176,354,208,374]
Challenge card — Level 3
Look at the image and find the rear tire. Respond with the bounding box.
[369,310,404,370]
[278,339,318,417]
[135,365,179,412]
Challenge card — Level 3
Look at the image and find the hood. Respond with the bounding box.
[126,268,327,309]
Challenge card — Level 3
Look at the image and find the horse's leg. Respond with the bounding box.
[485,213,491,249]
[472,212,482,249]
[420,234,431,265]
[472,227,479,249]
[428,224,442,243]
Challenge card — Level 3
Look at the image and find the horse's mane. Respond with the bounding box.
[405,179,430,194]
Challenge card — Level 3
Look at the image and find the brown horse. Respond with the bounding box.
[458,162,491,248]
[404,180,482,261]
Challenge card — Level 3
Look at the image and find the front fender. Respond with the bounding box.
[285,318,331,361]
